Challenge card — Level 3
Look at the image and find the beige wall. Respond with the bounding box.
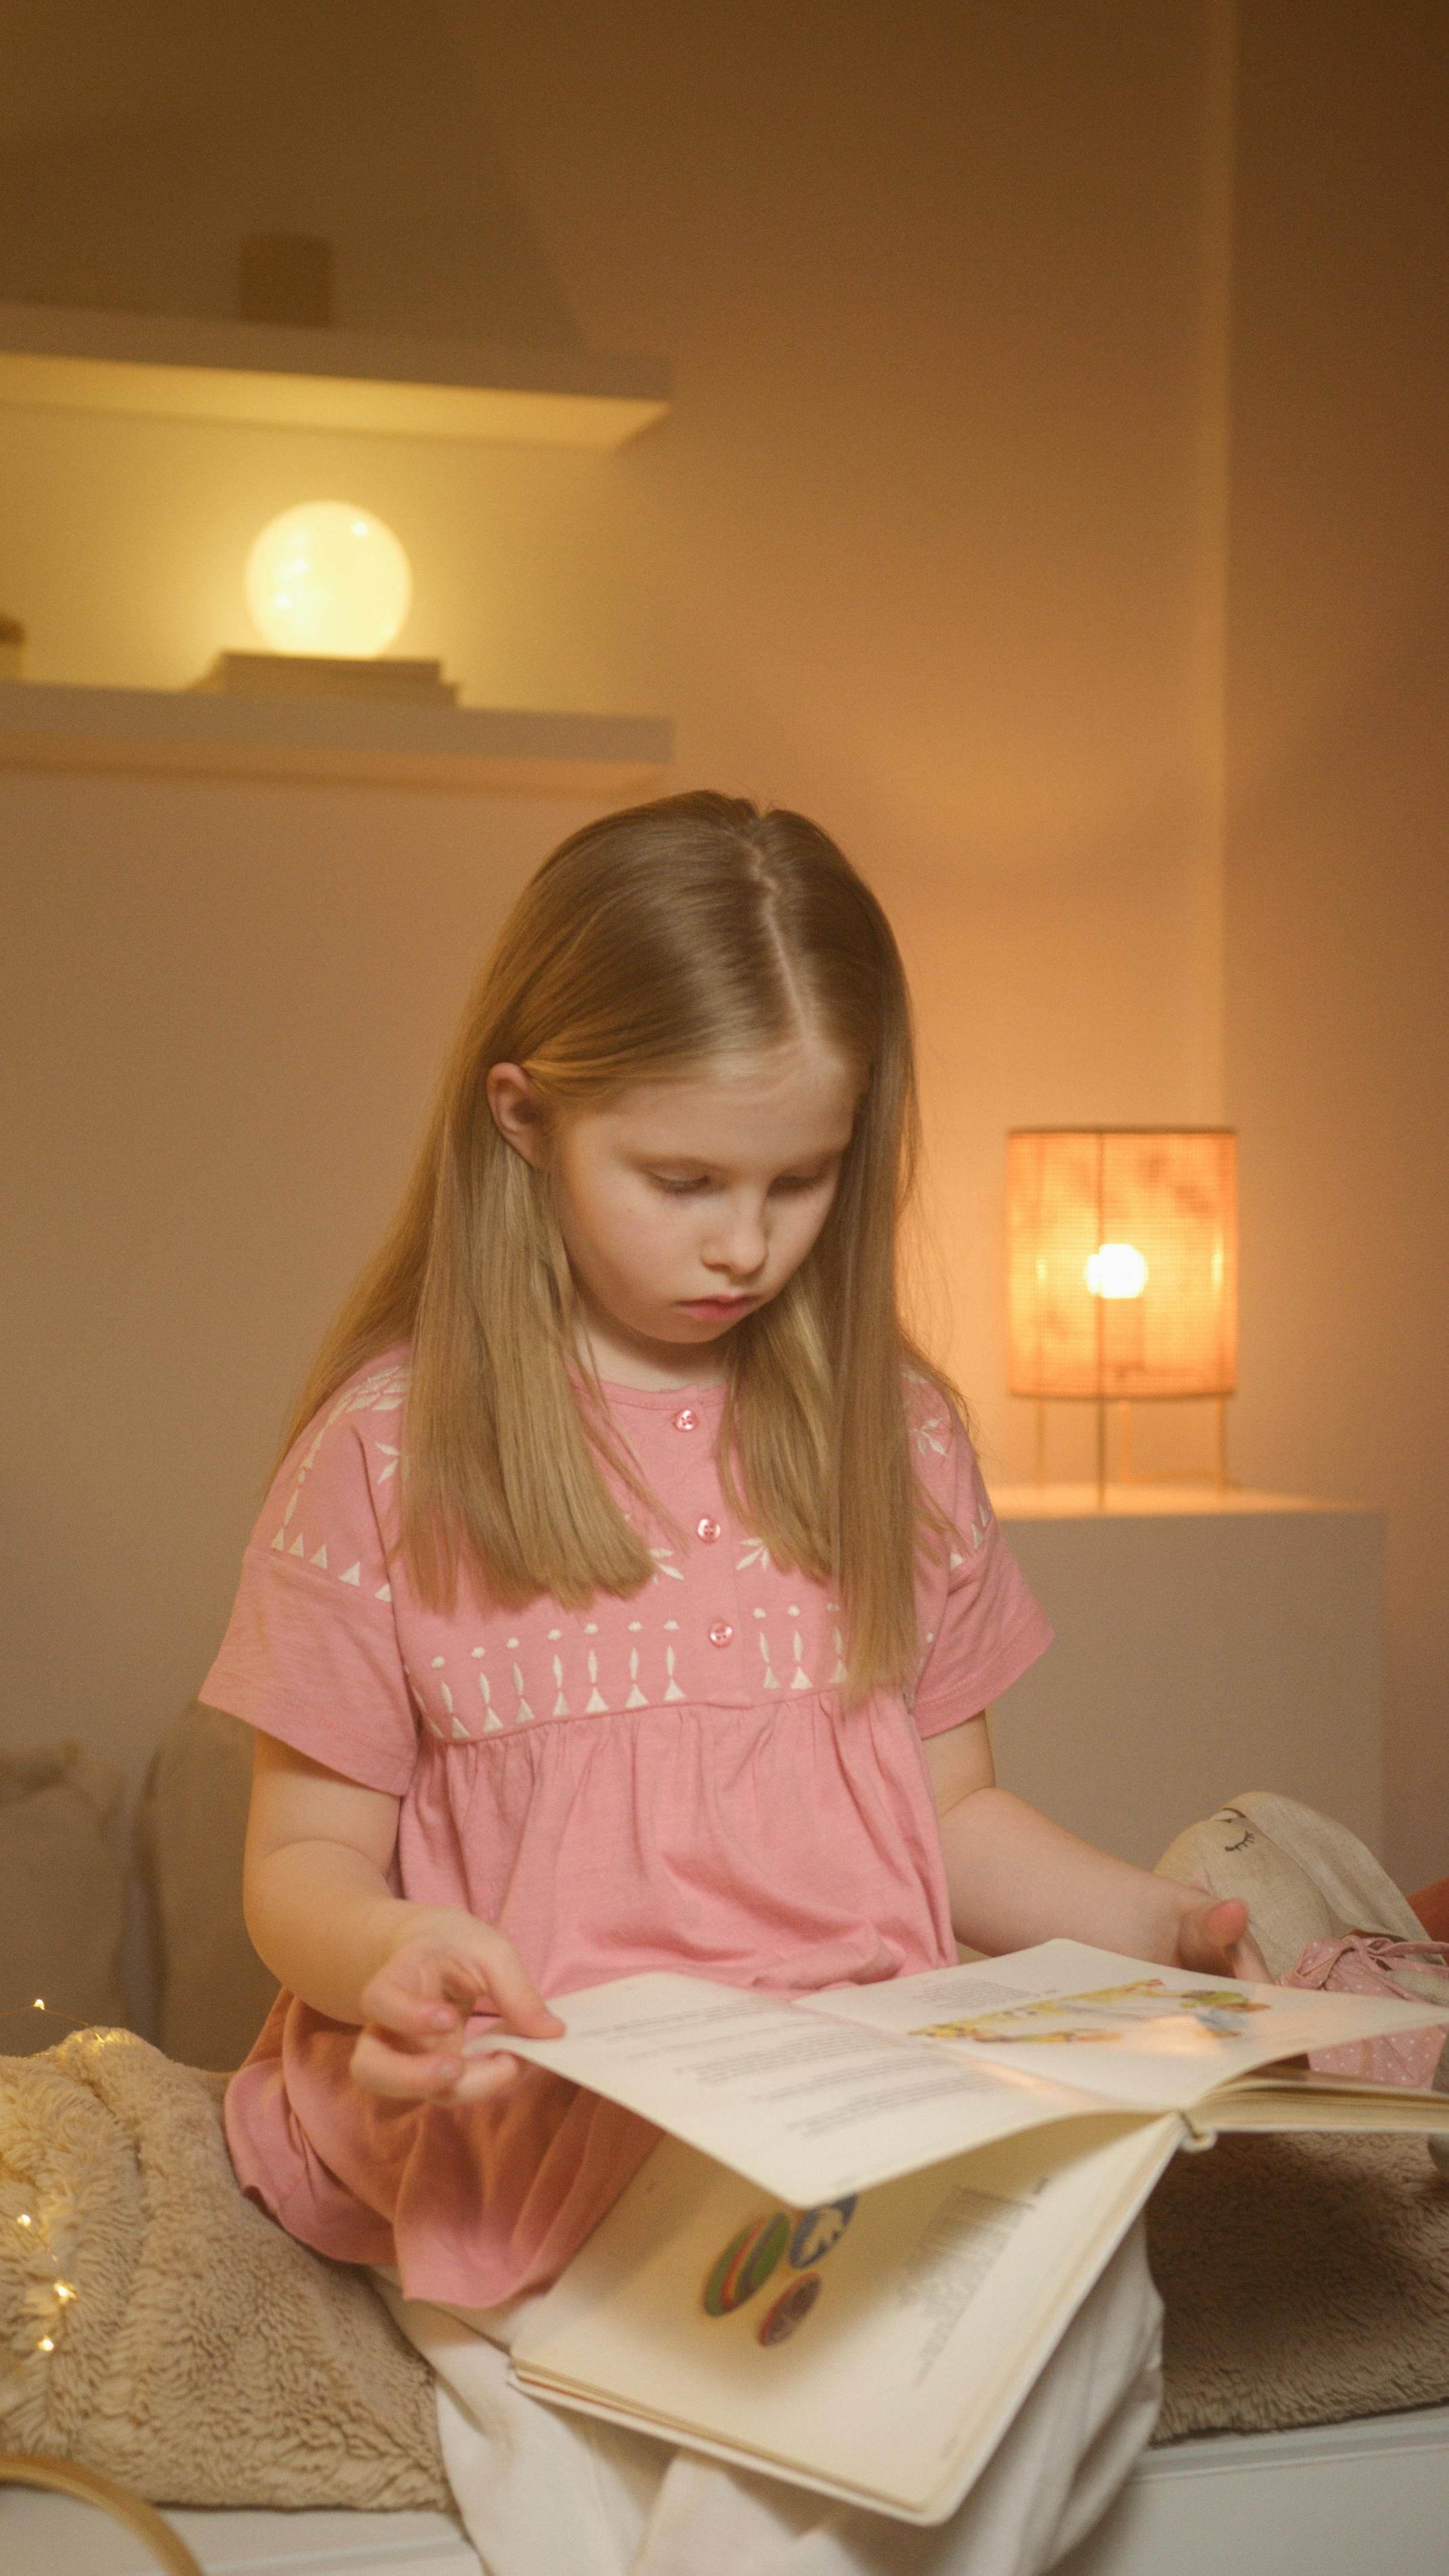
[4,5,1442,1882]
[1222,1,1449,1888]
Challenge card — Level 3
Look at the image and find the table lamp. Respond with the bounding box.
[192,502,456,703]
[1007,1128,1238,1497]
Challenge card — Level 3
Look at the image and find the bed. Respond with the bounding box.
[5,2405,1449,2576]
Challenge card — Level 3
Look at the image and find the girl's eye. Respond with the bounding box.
[772,1169,830,1195]
[649,1173,711,1196]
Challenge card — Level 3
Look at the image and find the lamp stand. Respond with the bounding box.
[1028,1394,1231,1500]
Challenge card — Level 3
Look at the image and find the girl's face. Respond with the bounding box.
[488,1036,860,1389]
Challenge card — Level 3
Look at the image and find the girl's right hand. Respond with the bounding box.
[350,1910,564,2105]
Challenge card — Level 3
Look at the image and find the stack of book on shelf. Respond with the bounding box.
[464,1941,1449,2524]
[192,651,459,704]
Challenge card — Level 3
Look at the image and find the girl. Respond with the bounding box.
[205,793,1256,2576]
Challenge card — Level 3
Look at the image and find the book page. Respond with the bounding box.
[512,2113,1181,2523]
[803,1939,1449,2113]
[1194,2072,1449,2136]
[464,1971,1106,2204]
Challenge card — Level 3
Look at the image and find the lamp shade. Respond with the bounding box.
[1007,1129,1237,1401]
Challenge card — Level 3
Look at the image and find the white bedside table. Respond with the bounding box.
[988,1485,1385,1867]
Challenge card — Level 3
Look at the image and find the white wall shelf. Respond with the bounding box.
[0,301,670,446]
[0,679,673,797]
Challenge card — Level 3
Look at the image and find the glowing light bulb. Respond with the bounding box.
[245,502,412,658]
[33,1996,44,2010]
[16,2213,33,2228]
[1084,1243,1149,1299]
[38,2336,54,2353]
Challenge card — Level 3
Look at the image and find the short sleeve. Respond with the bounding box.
[909,1391,1051,1739]
[199,1360,419,1796]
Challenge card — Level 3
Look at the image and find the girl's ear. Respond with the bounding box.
[486,1063,547,1167]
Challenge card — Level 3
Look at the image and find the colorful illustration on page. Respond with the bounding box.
[912,1979,1270,2047]
[702,2196,856,2339]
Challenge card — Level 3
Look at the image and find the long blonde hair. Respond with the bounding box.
[280,792,958,1694]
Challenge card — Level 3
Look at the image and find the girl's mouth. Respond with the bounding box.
[677,1294,760,1320]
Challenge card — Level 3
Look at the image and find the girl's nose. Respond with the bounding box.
[703,1198,768,1278]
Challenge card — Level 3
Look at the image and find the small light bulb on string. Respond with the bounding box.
[33,1997,45,2010]
[55,2282,77,2302]
[37,2336,54,2354]
[16,2212,33,2229]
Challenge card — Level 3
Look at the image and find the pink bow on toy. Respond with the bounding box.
[1284,1934,1449,2090]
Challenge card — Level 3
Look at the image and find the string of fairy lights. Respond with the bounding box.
[2,1993,110,2367]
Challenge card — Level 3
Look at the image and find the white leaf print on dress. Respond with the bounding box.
[736,1536,772,1574]
[913,1414,949,1460]
[649,1546,684,1582]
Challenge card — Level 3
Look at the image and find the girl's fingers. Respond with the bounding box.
[349,2029,466,2098]
[483,1946,566,2038]
[351,1925,562,2096]
[356,1967,461,2039]
[1177,1895,1252,1976]
[449,2052,526,2104]
[350,2028,528,2104]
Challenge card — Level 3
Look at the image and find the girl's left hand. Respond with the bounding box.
[1171,1889,1269,1983]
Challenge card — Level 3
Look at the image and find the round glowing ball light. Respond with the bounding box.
[245,502,412,658]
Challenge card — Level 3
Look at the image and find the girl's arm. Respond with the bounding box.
[243,1732,562,2103]
[922,1715,1265,1977]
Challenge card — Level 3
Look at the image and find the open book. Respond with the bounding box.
[465,1942,1449,2523]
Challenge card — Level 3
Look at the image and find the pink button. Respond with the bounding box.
[708,1620,734,1648]
[696,1516,721,1543]
[672,1406,700,1433]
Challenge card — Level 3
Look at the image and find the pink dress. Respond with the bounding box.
[202,1351,1051,2306]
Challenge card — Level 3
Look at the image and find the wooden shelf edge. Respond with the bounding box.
[0,679,673,798]
[0,302,670,448]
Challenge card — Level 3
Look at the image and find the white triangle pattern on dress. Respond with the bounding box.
[625,1647,648,1709]
[791,1630,812,1691]
[552,1655,569,1719]
[662,1645,685,1703]
[512,1662,535,1723]
[756,1625,780,1693]
[310,1544,329,1569]
[585,1649,607,1714]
